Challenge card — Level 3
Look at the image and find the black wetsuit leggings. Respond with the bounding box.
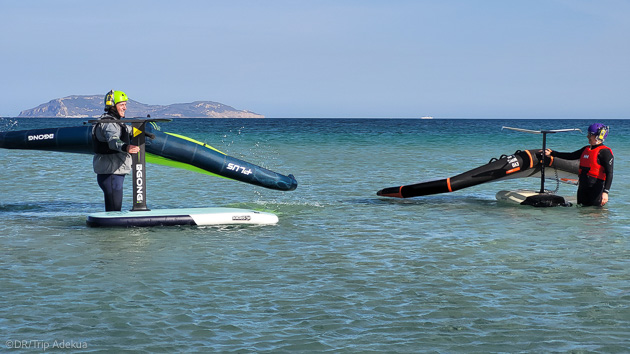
[97,174,125,211]
[577,175,605,207]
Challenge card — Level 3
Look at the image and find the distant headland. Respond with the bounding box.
[17,95,264,118]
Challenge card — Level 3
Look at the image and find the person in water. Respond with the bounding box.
[545,123,613,207]
[92,90,140,211]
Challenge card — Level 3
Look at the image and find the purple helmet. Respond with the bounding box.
[588,123,609,141]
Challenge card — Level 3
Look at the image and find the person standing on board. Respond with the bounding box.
[545,123,613,207]
[92,90,140,211]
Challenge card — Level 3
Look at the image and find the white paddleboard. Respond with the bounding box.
[86,207,278,227]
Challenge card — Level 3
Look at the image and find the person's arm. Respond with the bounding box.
[599,148,614,205]
[102,123,138,153]
[548,147,585,160]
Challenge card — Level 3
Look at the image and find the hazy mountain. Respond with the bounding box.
[18,95,264,118]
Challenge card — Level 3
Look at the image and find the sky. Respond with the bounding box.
[1,0,629,118]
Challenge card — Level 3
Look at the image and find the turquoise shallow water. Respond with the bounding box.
[1,118,629,352]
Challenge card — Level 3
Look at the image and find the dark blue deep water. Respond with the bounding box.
[1,118,629,352]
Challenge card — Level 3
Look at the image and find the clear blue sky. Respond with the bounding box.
[1,0,628,118]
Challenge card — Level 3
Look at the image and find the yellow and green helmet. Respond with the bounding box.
[104,90,129,109]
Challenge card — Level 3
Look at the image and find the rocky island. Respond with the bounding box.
[18,95,264,118]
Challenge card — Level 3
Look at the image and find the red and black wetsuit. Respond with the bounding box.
[551,145,614,206]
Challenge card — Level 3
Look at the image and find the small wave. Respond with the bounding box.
[0,203,45,212]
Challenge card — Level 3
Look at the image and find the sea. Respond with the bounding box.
[1,118,629,353]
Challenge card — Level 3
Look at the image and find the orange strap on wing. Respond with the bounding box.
[506,167,521,174]
[524,150,534,168]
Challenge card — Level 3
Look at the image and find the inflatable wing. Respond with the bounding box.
[0,124,297,191]
[377,149,577,198]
